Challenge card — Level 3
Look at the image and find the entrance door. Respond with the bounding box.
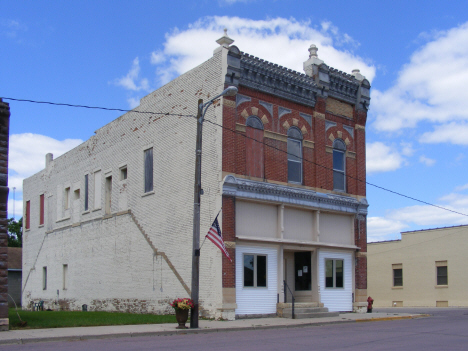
[294,251,312,302]
[283,251,313,302]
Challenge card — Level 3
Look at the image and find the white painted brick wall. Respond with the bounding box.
[23,51,227,317]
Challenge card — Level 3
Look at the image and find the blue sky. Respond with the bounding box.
[2,0,468,241]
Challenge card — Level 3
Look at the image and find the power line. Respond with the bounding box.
[3,96,468,218]
[203,118,468,218]
[1,97,195,119]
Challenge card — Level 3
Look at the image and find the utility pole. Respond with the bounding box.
[190,98,203,329]
[190,86,237,329]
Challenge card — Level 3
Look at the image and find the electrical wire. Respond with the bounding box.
[3,96,468,218]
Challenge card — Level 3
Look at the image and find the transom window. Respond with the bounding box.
[243,254,267,288]
[333,139,346,191]
[325,259,344,288]
[287,127,303,184]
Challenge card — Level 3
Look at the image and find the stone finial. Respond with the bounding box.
[216,28,234,48]
[352,68,365,81]
[308,44,318,58]
[303,44,324,77]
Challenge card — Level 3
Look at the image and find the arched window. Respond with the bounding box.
[287,127,303,184]
[245,116,264,178]
[333,139,346,191]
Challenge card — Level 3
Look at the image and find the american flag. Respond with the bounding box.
[206,215,232,262]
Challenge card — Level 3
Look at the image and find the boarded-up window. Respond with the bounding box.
[105,176,112,215]
[94,171,101,209]
[25,200,31,229]
[63,264,68,290]
[39,194,44,225]
[144,148,153,193]
[245,116,264,178]
[84,174,89,211]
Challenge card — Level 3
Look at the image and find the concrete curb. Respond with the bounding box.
[0,314,430,345]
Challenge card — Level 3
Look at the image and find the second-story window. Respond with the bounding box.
[144,148,153,193]
[287,127,303,184]
[84,174,89,211]
[333,139,346,191]
[39,194,44,225]
[245,116,264,178]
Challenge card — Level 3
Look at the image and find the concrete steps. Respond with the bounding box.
[277,303,339,319]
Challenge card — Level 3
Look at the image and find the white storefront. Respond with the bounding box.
[224,176,367,316]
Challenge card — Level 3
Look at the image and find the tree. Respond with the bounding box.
[8,217,22,247]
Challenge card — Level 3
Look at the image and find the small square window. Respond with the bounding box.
[74,189,80,200]
[120,167,127,181]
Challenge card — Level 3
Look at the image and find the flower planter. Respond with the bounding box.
[175,309,189,329]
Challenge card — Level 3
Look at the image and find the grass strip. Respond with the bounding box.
[9,309,176,330]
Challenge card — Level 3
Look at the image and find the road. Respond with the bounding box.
[1,308,467,350]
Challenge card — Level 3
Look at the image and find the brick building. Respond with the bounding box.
[22,32,370,318]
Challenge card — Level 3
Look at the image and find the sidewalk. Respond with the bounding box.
[0,312,428,345]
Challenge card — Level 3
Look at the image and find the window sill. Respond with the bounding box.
[38,224,44,228]
[56,216,71,223]
[435,285,448,289]
[392,286,403,289]
[92,208,101,212]
[82,210,90,215]
[142,191,155,197]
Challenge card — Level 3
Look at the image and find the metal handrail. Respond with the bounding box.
[283,280,295,319]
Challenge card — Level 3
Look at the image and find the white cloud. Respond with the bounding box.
[150,51,165,65]
[8,133,82,192]
[400,141,414,157]
[371,22,468,142]
[419,122,468,145]
[368,189,468,242]
[150,16,375,86]
[113,57,150,92]
[127,97,140,109]
[366,142,403,173]
[419,155,436,166]
[0,19,28,39]
[367,217,407,242]
[455,183,468,192]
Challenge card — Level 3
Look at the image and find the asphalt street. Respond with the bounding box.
[1,308,467,350]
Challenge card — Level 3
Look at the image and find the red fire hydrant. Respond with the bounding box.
[367,296,374,313]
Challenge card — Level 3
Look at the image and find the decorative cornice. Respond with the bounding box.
[328,68,360,105]
[223,175,368,215]
[239,53,317,108]
[355,124,365,130]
